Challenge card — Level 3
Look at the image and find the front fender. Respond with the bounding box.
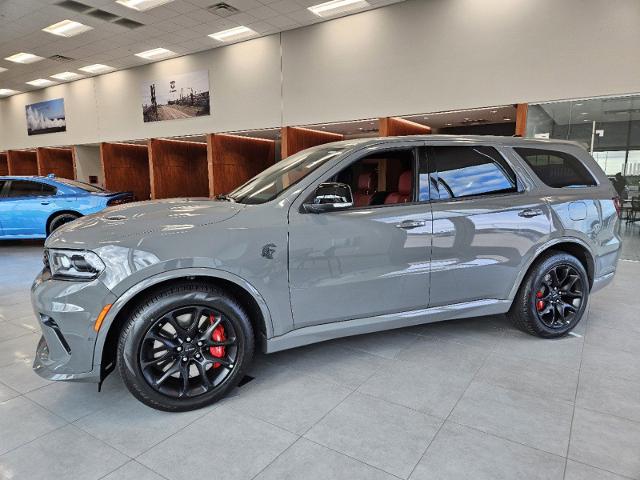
[91,267,274,371]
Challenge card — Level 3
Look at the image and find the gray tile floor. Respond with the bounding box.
[0,229,639,480]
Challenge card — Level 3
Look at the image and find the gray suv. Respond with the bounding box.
[31,136,621,411]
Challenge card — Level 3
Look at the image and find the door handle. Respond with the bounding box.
[41,201,51,205]
[518,208,544,218]
[395,219,426,229]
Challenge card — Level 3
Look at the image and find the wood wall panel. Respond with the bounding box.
[515,103,528,137]
[0,153,8,175]
[101,142,151,201]
[281,126,343,159]
[207,134,276,196]
[379,117,432,136]
[7,150,38,175]
[36,147,75,179]
[149,138,209,199]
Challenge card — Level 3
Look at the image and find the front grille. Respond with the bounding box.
[43,249,50,269]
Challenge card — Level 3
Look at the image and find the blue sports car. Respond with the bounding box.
[0,176,133,239]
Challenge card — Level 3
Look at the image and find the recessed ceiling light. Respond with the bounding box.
[491,110,498,114]
[51,71,84,81]
[134,48,175,60]
[43,19,93,37]
[79,63,115,74]
[208,26,257,42]
[116,0,174,11]
[308,0,369,17]
[580,112,589,115]
[446,123,452,126]
[0,88,20,97]
[26,78,56,87]
[0,67,7,73]
[503,117,511,121]
[575,103,583,106]
[5,52,44,64]
[423,117,429,120]
[583,119,591,122]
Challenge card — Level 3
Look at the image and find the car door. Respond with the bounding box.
[288,144,432,328]
[425,144,552,307]
[0,180,7,236]
[0,180,58,237]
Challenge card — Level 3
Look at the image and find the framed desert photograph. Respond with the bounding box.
[141,70,210,123]
[25,98,67,135]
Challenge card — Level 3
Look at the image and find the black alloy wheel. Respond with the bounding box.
[533,264,585,329]
[510,251,589,338]
[118,282,254,411]
[48,212,79,235]
[140,306,238,399]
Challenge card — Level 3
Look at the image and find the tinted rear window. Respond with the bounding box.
[515,148,597,188]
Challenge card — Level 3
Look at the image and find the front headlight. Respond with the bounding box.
[46,249,105,280]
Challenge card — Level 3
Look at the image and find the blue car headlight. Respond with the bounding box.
[46,249,105,280]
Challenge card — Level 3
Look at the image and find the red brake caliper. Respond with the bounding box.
[209,315,226,368]
[535,291,545,311]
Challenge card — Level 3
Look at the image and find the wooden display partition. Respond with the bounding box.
[379,117,432,136]
[36,147,75,179]
[7,150,38,175]
[148,138,209,199]
[100,142,151,201]
[515,103,528,137]
[0,153,8,175]
[281,126,343,159]
[207,134,276,196]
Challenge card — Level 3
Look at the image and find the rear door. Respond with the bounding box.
[0,180,58,236]
[426,144,552,306]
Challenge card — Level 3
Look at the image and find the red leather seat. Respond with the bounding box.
[384,171,412,204]
[353,172,376,207]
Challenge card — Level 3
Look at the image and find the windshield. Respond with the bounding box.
[228,146,346,204]
[57,179,106,193]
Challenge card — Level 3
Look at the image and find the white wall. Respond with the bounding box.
[74,145,103,186]
[2,0,640,150]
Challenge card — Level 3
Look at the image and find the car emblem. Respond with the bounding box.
[261,243,276,259]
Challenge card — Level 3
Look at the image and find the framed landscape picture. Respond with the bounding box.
[25,98,66,135]
[141,70,210,123]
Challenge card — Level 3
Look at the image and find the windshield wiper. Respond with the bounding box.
[215,194,235,202]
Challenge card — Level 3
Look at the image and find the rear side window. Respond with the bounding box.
[426,146,518,200]
[515,148,597,188]
[7,180,56,197]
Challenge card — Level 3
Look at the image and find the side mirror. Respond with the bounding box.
[303,182,354,214]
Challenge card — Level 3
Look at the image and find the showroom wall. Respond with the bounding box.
[1,0,640,150]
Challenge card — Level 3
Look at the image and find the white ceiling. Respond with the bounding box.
[0,0,404,93]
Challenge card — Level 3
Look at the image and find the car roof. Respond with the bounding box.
[318,134,585,150]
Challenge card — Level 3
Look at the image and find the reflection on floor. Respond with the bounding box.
[1,242,640,479]
[619,220,640,261]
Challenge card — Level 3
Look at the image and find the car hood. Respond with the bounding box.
[46,198,245,249]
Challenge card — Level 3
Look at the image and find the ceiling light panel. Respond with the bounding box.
[26,78,56,87]
[209,26,257,42]
[0,89,20,97]
[51,71,84,81]
[308,0,369,17]
[79,64,115,74]
[43,19,93,37]
[134,48,175,60]
[5,52,44,64]
[116,0,174,11]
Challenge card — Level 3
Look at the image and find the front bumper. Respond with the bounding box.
[31,268,116,382]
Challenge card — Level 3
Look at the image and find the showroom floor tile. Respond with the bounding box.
[1,241,640,479]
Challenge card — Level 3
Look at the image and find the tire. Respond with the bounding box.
[48,212,80,235]
[509,251,589,338]
[117,281,254,412]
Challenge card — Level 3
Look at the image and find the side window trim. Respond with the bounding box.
[424,144,524,203]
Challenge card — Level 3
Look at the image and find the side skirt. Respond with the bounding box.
[264,298,511,353]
